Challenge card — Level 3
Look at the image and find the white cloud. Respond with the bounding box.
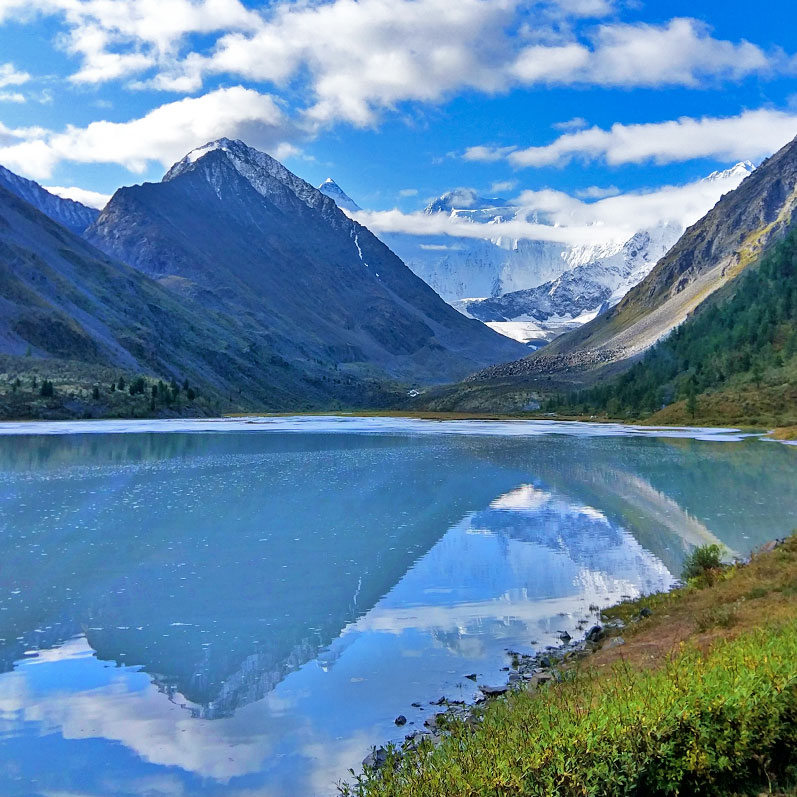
[510,18,775,89]
[466,108,797,168]
[553,116,588,131]
[43,184,111,208]
[0,86,293,178]
[0,61,30,88]
[489,179,517,194]
[512,167,753,232]
[398,188,418,197]
[355,206,621,245]
[463,144,517,163]
[0,0,262,84]
[0,90,25,102]
[355,164,753,247]
[0,2,790,133]
[575,185,620,199]
[205,0,518,127]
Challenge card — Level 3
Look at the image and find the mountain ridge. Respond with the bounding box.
[466,135,797,385]
[0,164,100,234]
[86,139,524,389]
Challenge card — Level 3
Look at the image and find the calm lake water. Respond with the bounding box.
[0,418,795,796]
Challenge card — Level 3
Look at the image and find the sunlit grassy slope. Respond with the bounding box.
[343,536,797,796]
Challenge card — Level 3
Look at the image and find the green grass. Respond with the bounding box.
[344,626,797,797]
[342,538,797,796]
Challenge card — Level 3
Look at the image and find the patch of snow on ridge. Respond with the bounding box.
[319,178,361,212]
[0,416,759,443]
[352,231,369,268]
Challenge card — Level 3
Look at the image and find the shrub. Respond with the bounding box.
[696,602,740,632]
[682,543,725,582]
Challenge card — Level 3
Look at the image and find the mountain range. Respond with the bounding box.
[1,133,795,421]
[323,164,753,347]
[420,133,797,413]
[0,139,524,417]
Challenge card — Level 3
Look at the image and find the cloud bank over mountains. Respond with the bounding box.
[352,162,754,247]
[0,0,795,182]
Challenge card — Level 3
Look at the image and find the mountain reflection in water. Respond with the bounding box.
[0,427,794,795]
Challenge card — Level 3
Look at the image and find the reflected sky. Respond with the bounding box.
[0,424,794,795]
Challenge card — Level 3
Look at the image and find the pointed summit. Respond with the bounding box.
[317,177,360,213]
[703,161,755,183]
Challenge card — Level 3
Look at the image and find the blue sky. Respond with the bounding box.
[0,0,795,231]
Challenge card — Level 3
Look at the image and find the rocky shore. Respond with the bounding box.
[358,537,794,783]
[362,605,653,772]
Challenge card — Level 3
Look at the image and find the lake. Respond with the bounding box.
[0,417,794,796]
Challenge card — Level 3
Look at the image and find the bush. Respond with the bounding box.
[681,543,725,581]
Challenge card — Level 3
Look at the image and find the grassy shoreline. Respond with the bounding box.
[342,536,797,796]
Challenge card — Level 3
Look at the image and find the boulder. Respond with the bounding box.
[586,625,605,643]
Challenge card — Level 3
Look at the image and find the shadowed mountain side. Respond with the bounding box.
[0,164,99,234]
[464,134,797,388]
[86,141,524,388]
[0,184,402,410]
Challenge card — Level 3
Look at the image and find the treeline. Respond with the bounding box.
[1,370,201,413]
[109,376,199,405]
[546,228,797,418]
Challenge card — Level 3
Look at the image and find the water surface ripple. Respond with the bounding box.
[0,419,794,795]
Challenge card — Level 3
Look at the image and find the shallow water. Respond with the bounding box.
[0,418,794,796]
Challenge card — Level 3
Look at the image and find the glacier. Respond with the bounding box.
[323,163,755,347]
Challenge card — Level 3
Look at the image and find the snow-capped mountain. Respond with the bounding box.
[704,161,755,183]
[318,177,361,212]
[0,163,100,234]
[458,223,683,346]
[320,163,756,347]
[380,191,574,301]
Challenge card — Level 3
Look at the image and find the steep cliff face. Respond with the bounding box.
[87,139,524,386]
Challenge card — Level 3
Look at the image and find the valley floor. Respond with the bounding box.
[342,536,797,796]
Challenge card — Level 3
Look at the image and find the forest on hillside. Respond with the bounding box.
[546,229,797,422]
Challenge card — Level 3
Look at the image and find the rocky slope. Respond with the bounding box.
[87,139,523,387]
[0,182,305,406]
[0,164,99,233]
[470,135,797,383]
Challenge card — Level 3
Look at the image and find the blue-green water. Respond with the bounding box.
[0,418,794,795]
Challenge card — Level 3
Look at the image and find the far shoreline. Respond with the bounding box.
[0,413,782,442]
